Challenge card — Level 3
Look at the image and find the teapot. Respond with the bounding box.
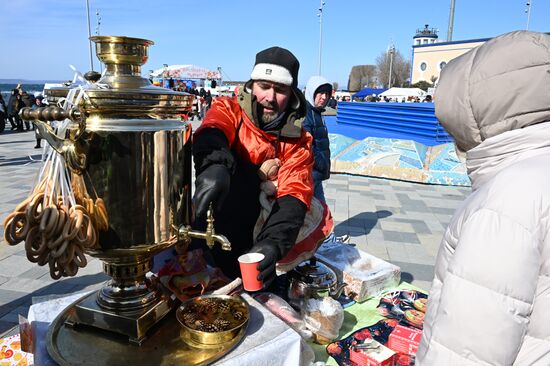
[287,257,346,308]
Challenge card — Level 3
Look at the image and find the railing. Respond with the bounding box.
[335,102,452,146]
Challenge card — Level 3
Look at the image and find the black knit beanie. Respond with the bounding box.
[250,46,299,88]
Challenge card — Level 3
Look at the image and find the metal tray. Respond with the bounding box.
[46,295,247,366]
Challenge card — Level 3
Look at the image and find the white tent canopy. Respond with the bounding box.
[150,64,221,79]
[379,87,426,99]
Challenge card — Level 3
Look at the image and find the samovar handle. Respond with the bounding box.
[20,106,87,172]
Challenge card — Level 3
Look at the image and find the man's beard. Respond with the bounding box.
[259,102,280,124]
[261,110,279,124]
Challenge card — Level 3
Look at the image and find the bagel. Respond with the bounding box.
[53,209,67,238]
[88,221,97,248]
[11,212,29,242]
[94,198,109,231]
[27,192,45,224]
[86,198,94,217]
[3,213,19,245]
[44,205,60,235]
[36,244,50,266]
[62,242,76,266]
[74,214,90,246]
[40,205,59,236]
[49,258,63,280]
[54,247,70,267]
[73,245,88,268]
[64,261,78,277]
[64,210,83,241]
[25,227,46,262]
[48,231,66,250]
[50,240,69,259]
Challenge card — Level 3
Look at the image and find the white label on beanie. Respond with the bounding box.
[251,63,293,86]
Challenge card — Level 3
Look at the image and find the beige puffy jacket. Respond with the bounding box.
[417,31,550,365]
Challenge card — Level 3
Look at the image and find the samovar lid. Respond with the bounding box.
[67,35,193,119]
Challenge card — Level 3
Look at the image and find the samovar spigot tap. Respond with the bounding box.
[173,203,231,251]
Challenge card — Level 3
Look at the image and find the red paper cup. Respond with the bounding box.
[238,253,265,291]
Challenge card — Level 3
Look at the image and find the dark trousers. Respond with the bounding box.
[35,130,42,147]
[8,115,20,130]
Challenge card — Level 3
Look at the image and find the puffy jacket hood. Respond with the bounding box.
[435,31,550,152]
[305,76,332,106]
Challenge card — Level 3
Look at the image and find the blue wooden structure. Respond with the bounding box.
[333,102,452,146]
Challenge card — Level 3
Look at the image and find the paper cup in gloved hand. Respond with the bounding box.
[238,253,265,291]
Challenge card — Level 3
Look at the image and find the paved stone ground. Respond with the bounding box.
[0,123,471,334]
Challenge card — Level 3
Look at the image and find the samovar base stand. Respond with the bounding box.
[65,290,172,345]
[47,292,248,366]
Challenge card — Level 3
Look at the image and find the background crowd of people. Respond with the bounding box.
[0,85,46,148]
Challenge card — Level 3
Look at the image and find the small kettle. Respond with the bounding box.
[287,257,346,308]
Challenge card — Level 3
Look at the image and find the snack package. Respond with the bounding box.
[326,318,399,365]
[302,297,344,344]
[376,290,427,329]
[387,324,422,356]
[349,339,396,366]
[316,242,401,302]
[253,292,313,341]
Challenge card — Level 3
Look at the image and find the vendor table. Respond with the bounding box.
[310,282,423,365]
[28,291,314,366]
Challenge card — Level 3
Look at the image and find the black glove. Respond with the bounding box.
[249,242,279,289]
[193,164,230,219]
[255,195,307,257]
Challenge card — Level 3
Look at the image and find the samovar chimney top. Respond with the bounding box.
[90,35,154,88]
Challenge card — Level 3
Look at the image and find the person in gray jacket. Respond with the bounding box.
[417,30,550,365]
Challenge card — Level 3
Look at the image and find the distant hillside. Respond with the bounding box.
[0,79,64,84]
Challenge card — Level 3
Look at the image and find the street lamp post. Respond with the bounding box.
[317,0,325,75]
[388,44,395,88]
[447,0,456,41]
[96,10,102,73]
[525,1,533,30]
[85,0,94,71]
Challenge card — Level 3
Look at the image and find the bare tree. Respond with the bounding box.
[347,65,376,91]
[332,81,339,91]
[375,48,411,88]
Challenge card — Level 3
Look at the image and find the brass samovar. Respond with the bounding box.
[21,36,233,363]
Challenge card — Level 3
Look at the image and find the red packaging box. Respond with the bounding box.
[387,324,422,356]
[349,340,396,366]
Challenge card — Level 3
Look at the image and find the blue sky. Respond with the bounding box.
[1,0,547,88]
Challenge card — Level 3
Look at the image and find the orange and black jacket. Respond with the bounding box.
[192,87,313,278]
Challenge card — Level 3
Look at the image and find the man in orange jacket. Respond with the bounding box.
[193,46,313,289]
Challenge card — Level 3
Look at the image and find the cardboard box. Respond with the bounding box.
[349,339,396,366]
[316,243,401,302]
[387,324,422,356]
